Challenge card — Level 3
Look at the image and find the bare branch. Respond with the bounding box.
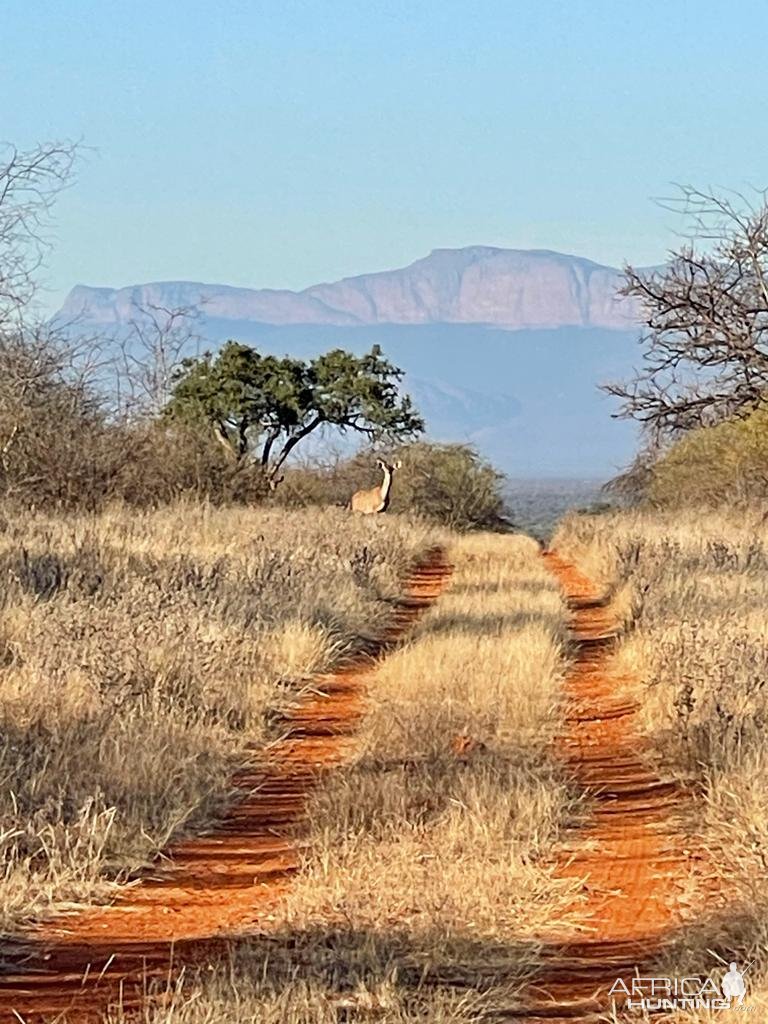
[0,141,79,327]
[608,185,768,438]
[116,302,203,417]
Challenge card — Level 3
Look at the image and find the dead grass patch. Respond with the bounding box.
[0,503,437,932]
[133,531,580,1020]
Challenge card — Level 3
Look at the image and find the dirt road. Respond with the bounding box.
[0,550,451,1023]
[513,553,700,1022]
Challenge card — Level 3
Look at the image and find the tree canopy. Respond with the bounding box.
[165,342,423,485]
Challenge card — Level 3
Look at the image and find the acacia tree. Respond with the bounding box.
[607,186,768,440]
[166,341,423,486]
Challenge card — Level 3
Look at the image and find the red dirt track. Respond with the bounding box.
[513,552,699,1022]
[0,549,451,1023]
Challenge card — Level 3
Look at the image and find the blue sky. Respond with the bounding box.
[4,0,768,310]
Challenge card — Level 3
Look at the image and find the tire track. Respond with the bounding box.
[0,549,451,1023]
[509,552,701,1022]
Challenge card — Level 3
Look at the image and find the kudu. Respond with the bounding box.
[350,458,401,514]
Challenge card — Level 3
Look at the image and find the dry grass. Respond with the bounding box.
[553,507,768,1017]
[103,941,491,1024]
[126,531,581,1021]
[283,533,574,942]
[0,503,437,933]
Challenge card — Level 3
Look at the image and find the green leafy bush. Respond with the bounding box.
[648,404,768,507]
[387,442,507,530]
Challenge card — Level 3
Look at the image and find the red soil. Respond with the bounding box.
[512,552,701,1022]
[0,549,451,1023]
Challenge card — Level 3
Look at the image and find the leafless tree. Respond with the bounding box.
[606,186,768,440]
[117,302,203,417]
[0,323,110,500]
[0,141,79,327]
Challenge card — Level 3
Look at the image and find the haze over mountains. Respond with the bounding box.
[60,246,640,330]
[56,246,645,477]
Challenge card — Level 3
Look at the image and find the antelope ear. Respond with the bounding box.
[394,459,402,469]
[376,458,385,468]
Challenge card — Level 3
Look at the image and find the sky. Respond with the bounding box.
[4,0,768,312]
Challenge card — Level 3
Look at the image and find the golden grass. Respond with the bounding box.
[553,507,768,1017]
[283,533,573,938]
[0,503,438,932]
[127,531,580,1020]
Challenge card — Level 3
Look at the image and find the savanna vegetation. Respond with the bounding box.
[106,533,580,1022]
[553,507,768,1017]
[0,139,510,952]
[0,142,508,532]
[0,505,437,931]
[8,134,768,1023]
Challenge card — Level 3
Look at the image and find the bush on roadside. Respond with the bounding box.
[0,330,271,509]
[387,442,507,530]
[107,422,270,506]
[646,404,768,508]
[277,442,508,531]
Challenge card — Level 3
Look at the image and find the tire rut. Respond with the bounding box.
[0,549,451,1023]
[506,552,701,1022]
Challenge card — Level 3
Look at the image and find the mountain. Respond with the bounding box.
[55,247,644,477]
[58,247,639,331]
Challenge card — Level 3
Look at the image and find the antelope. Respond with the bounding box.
[350,458,401,514]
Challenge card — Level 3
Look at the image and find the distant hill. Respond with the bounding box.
[58,246,641,331]
[54,247,644,477]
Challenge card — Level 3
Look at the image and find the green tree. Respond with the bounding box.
[166,342,423,487]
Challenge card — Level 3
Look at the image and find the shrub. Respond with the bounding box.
[647,403,768,508]
[387,442,507,530]
[277,442,508,531]
[107,422,270,506]
[0,329,273,509]
[0,329,117,510]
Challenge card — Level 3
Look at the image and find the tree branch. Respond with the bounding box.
[268,415,324,483]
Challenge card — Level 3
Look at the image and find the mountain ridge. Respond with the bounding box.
[54,248,644,477]
[56,246,640,331]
